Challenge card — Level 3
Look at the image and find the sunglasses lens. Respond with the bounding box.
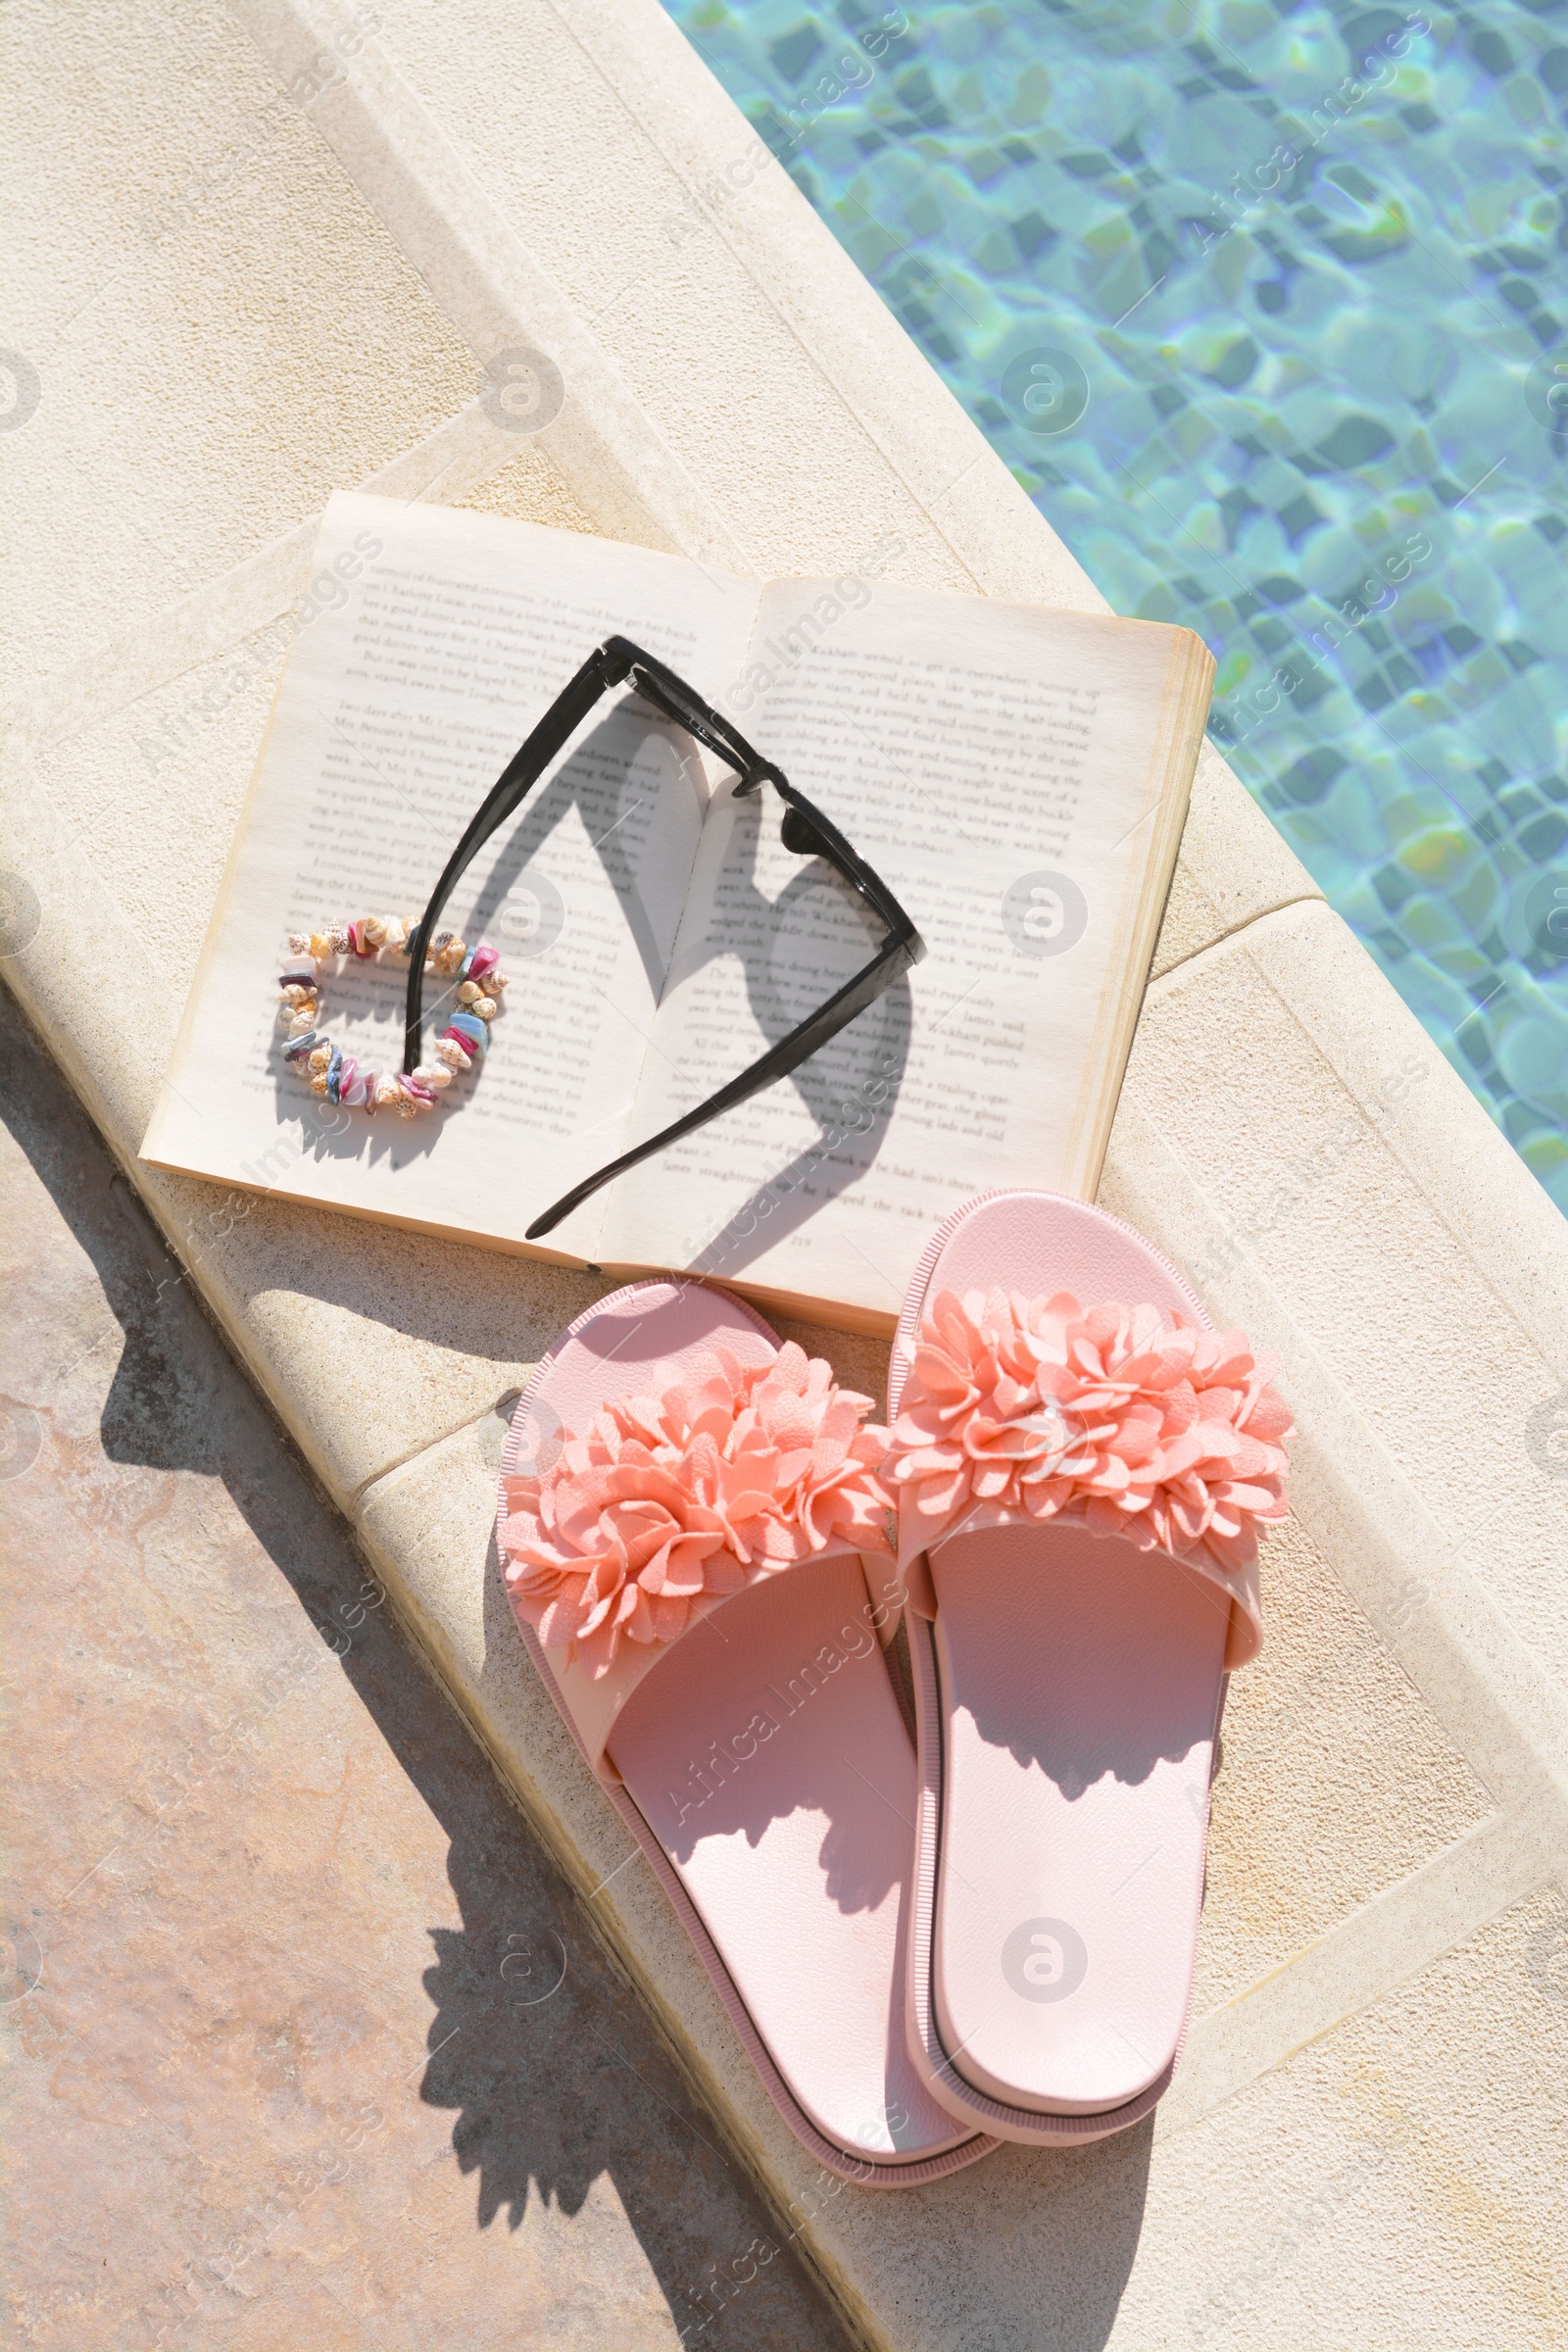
[780,806,831,858]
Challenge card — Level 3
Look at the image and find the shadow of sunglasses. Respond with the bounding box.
[402,634,924,1240]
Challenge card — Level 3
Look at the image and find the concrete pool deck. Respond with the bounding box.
[3,2,1566,2345]
[0,985,852,2352]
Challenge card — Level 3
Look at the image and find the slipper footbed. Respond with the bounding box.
[610,1552,968,2160]
[508,1278,971,2167]
[894,1190,1226,2118]
[931,1522,1224,2112]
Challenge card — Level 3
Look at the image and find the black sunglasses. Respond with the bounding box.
[403,635,925,1240]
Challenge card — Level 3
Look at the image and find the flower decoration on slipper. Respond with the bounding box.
[500,1343,895,1678]
[275,920,508,1117]
[889,1290,1293,1576]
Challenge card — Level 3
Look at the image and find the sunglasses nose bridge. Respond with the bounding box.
[624,665,759,784]
[731,755,784,800]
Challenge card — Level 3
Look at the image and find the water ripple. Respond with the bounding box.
[662,0,1568,1206]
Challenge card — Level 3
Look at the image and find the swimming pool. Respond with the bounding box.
[661,0,1568,1211]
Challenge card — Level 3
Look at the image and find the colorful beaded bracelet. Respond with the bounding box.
[276,918,508,1117]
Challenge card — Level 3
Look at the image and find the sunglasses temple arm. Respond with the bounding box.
[524,934,917,1240]
[402,648,616,1071]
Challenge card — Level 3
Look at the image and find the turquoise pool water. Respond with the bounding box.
[661,0,1568,1210]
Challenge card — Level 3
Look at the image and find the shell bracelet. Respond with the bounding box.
[276,918,508,1117]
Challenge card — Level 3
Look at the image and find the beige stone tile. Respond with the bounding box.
[347,1360,1546,2352]
[371,0,1323,969]
[1,0,478,685]
[1195,1512,1493,2015]
[1117,1886,1568,2346]
[1150,742,1323,981]
[35,629,296,1002]
[351,1431,1050,2349]
[359,0,982,593]
[0,992,849,2352]
[1103,899,1568,1697]
[9,590,1321,1518]
[219,1201,609,1502]
[449,437,600,535]
[1242,888,1568,1371]
[230,0,744,564]
[351,1431,828,2207]
[6,5,1567,2344]
[20,640,612,1503]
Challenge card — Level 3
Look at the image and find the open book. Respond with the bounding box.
[143,493,1212,1333]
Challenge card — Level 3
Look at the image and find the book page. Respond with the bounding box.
[142,493,760,1262]
[599,575,1207,1320]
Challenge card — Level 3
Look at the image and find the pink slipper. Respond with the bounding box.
[495,1279,997,2184]
[884,1191,1293,2143]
